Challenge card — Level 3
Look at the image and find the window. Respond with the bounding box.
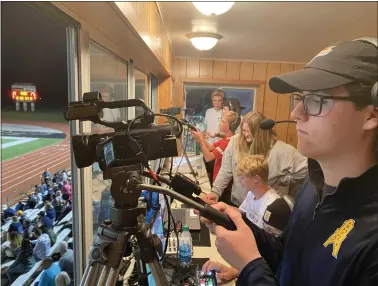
[184,84,256,153]
[135,69,148,117]
[89,41,128,235]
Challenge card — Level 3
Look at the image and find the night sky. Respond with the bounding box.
[1,2,68,111]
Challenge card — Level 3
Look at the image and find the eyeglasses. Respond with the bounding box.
[290,93,369,116]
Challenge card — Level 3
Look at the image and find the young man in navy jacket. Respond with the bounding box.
[202,38,378,285]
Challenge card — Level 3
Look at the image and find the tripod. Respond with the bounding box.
[80,165,169,286]
[80,165,236,286]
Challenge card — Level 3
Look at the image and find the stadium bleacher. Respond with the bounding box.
[1,170,73,286]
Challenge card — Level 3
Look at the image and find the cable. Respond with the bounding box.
[169,157,174,180]
[173,132,190,174]
[153,113,183,137]
[161,194,171,262]
[161,194,179,264]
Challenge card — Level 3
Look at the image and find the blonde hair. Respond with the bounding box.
[8,231,22,248]
[45,202,52,210]
[236,155,269,182]
[223,111,239,132]
[235,111,277,162]
[211,88,225,100]
[55,272,71,286]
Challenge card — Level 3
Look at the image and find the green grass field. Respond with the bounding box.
[1,138,63,161]
[2,138,18,144]
[1,110,67,123]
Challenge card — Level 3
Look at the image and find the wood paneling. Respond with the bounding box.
[274,63,295,142]
[199,60,214,79]
[263,63,281,121]
[240,62,254,80]
[112,2,174,74]
[226,61,240,80]
[158,77,172,124]
[171,58,305,146]
[253,62,268,81]
[175,58,187,78]
[213,60,227,79]
[186,59,200,78]
[252,62,268,113]
[286,64,305,147]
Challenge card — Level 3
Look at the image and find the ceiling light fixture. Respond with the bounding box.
[187,32,222,51]
[192,2,235,16]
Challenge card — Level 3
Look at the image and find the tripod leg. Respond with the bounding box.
[81,265,91,286]
[98,266,111,286]
[179,138,199,182]
[148,259,170,286]
[80,264,101,286]
[105,267,121,286]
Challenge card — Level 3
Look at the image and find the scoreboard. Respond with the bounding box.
[11,83,38,102]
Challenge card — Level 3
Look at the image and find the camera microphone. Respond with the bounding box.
[260,119,296,130]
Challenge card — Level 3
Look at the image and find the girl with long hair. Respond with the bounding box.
[204,111,308,206]
[7,237,35,283]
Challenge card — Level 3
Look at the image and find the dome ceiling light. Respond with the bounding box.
[187,32,222,51]
[192,2,235,16]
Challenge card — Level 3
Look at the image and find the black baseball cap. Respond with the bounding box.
[269,39,378,94]
[223,99,246,110]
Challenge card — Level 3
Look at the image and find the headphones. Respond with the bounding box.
[353,37,378,107]
[227,101,241,133]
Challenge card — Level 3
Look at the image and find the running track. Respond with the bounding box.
[1,120,71,205]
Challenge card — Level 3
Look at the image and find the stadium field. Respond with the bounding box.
[2,138,18,144]
[1,136,62,161]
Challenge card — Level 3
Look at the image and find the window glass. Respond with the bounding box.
[89,41,128,235]
[135,69,148,117]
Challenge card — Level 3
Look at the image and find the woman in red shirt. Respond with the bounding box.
[191,111,240,183]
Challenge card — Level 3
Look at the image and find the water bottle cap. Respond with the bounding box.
[182,225,189,231]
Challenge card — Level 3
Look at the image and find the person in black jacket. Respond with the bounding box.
[201,38,378,286]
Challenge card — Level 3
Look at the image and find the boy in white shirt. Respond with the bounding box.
[204,89,224,144]
[203,89,225,184]
[237,155,291,235]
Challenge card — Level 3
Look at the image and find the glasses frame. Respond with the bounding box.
[291,93,370,116]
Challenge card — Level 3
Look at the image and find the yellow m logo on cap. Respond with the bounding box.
[323,219,355,259]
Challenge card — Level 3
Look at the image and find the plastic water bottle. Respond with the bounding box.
[196,163,202,177]
[178,225,192,267]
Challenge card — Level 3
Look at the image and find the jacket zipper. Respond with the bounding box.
[312,186,338,220]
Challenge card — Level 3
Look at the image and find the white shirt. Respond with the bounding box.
[32,233,51,260]
[102,108,121,122]
[239,188,280,229]
[204,108,223,144]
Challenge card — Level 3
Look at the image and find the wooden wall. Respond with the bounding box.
[114,2,174,74]
[54,2,171,79]
[172,58,305,147]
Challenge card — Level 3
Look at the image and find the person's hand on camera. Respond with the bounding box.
[202,202,261,271]
[202,260,240,284]
[202,192,219,205]
[191,130,204,142]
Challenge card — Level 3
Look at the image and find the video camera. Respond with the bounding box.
[63,91,181,171]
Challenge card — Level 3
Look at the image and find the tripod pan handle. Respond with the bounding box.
[201,205,237,231]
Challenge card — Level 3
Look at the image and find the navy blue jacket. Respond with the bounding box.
[3,208,16,219]
[41,216,54,229]
[8,221,23,233]
[46,209,56,220]
[238,160,378,286]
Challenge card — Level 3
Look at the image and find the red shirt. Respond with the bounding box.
[211,137,231,183]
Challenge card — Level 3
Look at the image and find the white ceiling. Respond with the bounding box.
[158,2,378,63]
